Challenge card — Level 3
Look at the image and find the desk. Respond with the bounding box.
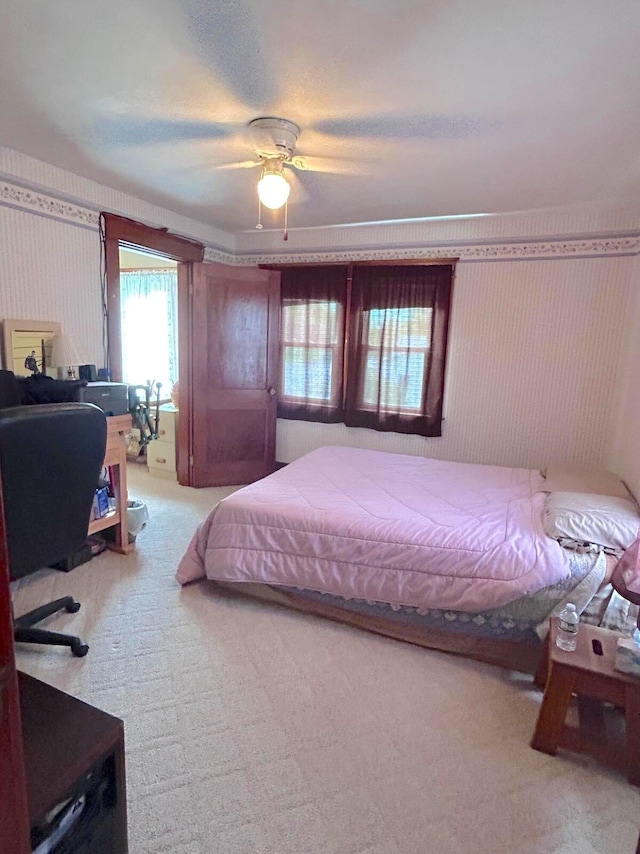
[87,414,134,554]
[19,672,128,852]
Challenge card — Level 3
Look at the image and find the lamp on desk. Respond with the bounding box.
[50,333,86,380]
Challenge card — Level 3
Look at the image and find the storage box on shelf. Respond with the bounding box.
[147,403,178,480]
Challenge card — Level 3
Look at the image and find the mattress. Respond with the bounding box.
[177,446,572,612]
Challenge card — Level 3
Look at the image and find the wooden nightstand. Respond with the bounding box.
[531,618,640,785]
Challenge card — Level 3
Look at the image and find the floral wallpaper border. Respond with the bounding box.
[0,180,98,228]
[230,234,640,265]
[2,177,639,264]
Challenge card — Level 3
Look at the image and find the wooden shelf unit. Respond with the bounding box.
[87,414,134,554]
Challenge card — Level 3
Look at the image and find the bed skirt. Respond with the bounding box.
[212,581,544,674]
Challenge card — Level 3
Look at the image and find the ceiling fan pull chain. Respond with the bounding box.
[283,200,288,241]
[256,197,263,230]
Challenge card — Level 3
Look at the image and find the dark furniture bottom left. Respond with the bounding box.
[19,672,128,853]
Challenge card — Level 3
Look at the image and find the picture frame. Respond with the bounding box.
[2,319,61,377]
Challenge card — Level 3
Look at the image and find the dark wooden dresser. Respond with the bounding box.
[19,672,128,853]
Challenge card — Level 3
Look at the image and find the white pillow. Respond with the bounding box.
[544,491,640,553]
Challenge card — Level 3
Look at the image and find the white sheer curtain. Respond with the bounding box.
[120,269,178,392]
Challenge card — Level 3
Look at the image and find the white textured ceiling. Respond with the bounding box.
[1,0,639,234]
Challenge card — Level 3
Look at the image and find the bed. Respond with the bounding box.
[177,446,633,672]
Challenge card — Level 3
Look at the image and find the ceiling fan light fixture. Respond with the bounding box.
[257,158,290,210]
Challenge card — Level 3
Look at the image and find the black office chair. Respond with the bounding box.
[0,402,107,656]
[0,368,21,407]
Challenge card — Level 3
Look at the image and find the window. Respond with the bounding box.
[360,306,433,412]
[281,299,342,403]
[119,268,179,391]
[278,263,453,436]
[278,266,348,423]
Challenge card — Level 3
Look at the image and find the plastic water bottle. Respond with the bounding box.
[556,603,580,652]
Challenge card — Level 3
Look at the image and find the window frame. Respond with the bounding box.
[266,259,456,436]
[357,305,433,415]
[279,297,345,409]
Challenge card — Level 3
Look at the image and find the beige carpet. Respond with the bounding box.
[12,466,640,854]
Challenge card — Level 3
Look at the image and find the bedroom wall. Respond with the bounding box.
[0,205,104,366]
[0,146,231,370]
[2,144,639,476]
[276,254,635,471]
[609,254,640,500]
[119,248,177,269]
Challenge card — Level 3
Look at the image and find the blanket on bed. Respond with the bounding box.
[176,446,572,611]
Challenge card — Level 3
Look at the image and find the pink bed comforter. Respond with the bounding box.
[176,446,571,611]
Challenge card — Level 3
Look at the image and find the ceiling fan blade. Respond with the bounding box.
[289,155,368,176]
[183,0,277,109]
[313,114,497,141]
[212,159,261,171]
[286,169,309,205]
[92,115,241,147]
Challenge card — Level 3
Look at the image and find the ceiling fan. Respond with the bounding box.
[229,117,303,213]
[211,116,364,227]
[93,106,494,235]
[208,115,365,235]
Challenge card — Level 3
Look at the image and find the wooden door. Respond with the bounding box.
[178,262,281,487]
[0,490,30,854]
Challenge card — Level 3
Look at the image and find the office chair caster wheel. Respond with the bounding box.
[66,601,81,614]
[71,642,89,657]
